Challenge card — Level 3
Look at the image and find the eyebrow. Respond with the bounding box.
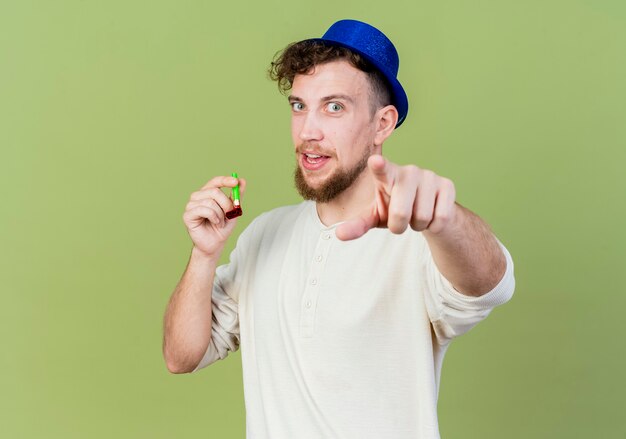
[321,94,354,104]
[287,94,355,104]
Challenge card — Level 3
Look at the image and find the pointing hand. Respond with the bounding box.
[336,155,457,240]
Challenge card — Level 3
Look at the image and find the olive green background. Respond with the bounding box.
[1,0,624,437]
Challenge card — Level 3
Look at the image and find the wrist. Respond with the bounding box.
[190,245,221,264]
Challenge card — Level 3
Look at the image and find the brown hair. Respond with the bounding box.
[268,40,392,116]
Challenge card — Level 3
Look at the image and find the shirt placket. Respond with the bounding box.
[299,228,334,338]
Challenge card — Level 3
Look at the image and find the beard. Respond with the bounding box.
[294,146,371,203]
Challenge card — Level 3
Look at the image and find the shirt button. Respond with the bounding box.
[316,255,323,262]
[323,233,331,240]
[311,279,317,285]
[306,301,312,309]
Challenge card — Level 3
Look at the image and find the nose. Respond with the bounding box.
[296,111,324,143]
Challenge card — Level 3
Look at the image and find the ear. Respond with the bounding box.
[373,105,398,146]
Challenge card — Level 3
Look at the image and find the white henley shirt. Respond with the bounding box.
[192,201,515,438]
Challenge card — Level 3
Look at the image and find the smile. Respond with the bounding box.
[300,153,331,171]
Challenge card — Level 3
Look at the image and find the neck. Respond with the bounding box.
[315,169,374,227]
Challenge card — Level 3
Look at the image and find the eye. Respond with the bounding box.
[291,102,304,112]
[326,102,343,113]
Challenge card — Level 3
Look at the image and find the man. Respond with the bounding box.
[163,19,515,438]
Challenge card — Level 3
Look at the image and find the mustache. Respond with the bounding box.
[295,142,334,156]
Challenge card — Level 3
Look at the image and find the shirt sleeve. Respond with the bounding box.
[191,218,259,372]
[422,238,516,346]
[191,267,241,372]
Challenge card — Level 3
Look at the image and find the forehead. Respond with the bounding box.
[291,60,369,100]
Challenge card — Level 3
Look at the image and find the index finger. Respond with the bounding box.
[200,175,239,190]
[368,155,396,193]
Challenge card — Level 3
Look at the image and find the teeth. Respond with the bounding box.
[305,153,326,165]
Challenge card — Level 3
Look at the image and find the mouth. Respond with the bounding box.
[300,152,331,171]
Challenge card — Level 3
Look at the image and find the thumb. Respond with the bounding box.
[237,178,247,202]
[335,205,379,241]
